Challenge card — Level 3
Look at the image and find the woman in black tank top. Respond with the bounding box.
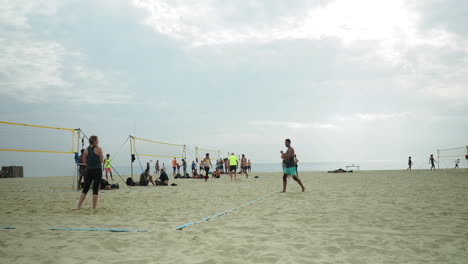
[73,135,104,210]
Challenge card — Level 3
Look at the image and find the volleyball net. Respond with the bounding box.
[129,136,186,176]
[0,121,78,154]
[130,136,186,159]
[195,147,221,161]
[437,146,468,169]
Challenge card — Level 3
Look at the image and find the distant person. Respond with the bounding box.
[429,154,437,170]
[294,155,299,177]
[77,149,86,191]
[224,158,229,174]
[155,160,160,175]
[213,168,221,178]
[455,159,460,168]
[247,160,251,173]
[203,153,212,179]
[162,163,166,171]
[281,139,305,193]
[407,156,413,170]
[103,154,113,181]
[74,135,104,210]
[241,154,248,178]
[139,168,155,186]
[199,159,204,173]
[156,168,169,186]
[146,160,152,172]
[172,157,177,177]
[228,152,238,181]
[176,162,181,175]
[181,159,187,176]
[191,161,196,175]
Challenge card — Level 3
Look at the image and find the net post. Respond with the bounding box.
[466,146,468,168]
[74,129,82,190]
[437,149,440,169]
[130,136,134,179]
[195,147,198,161]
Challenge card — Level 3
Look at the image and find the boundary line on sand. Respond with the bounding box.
[0,226,147,232]
[175,192,275,231]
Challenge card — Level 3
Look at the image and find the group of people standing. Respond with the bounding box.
[407,155,461,170]
[73,135,305,210]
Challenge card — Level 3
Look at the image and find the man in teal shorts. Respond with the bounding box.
[281,139,305,193]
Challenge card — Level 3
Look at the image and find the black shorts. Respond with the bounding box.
[229,165,237,171]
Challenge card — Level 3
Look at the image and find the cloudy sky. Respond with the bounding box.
[1,0,467,175]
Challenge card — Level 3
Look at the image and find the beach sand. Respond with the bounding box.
[1,170,467,264]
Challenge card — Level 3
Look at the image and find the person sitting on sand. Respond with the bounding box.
[213,168,221,178]
[139,168,155,186]
[192,168,199,178]
[156,169,169,186]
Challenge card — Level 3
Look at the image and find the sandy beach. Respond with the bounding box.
[0,169,467,264]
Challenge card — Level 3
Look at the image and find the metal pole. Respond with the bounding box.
[466,146,468,169]
[75,129,81,190]
[437,150,440,169]
[130,136,133,179]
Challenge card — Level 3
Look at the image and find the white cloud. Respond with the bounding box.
[0,0,60,28]
[0,0,133,105]
[251,120,336,129]
[336,112,410,122]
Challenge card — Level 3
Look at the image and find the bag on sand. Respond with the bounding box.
[100,179,109,188]
[126,177,135,186]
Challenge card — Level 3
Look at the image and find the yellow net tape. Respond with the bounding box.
[0,121,76,154]
[131,136,186,159]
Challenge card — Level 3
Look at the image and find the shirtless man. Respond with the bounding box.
[281,139,305,193]
[155,160,160,175]
[241,154,248,178]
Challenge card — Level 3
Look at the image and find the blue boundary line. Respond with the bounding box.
[175,192,275,230]
[0,226,147,232]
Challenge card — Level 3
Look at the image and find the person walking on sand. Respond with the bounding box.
[172,158,177,177]
[281,139,305,193]
[228,153,238,181]
[181,159,187,176]
[241,154,248,179]
[407,156,413,170]
[74,135,104,210]
[294,155,299,177]
[103,154,113,181]
[203,153,212,181]
[155,160,160,175]
[429,154,437,170]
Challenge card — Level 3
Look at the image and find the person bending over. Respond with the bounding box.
[213,168,221,178]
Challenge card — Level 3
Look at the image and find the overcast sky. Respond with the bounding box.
[1,0,467,176]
